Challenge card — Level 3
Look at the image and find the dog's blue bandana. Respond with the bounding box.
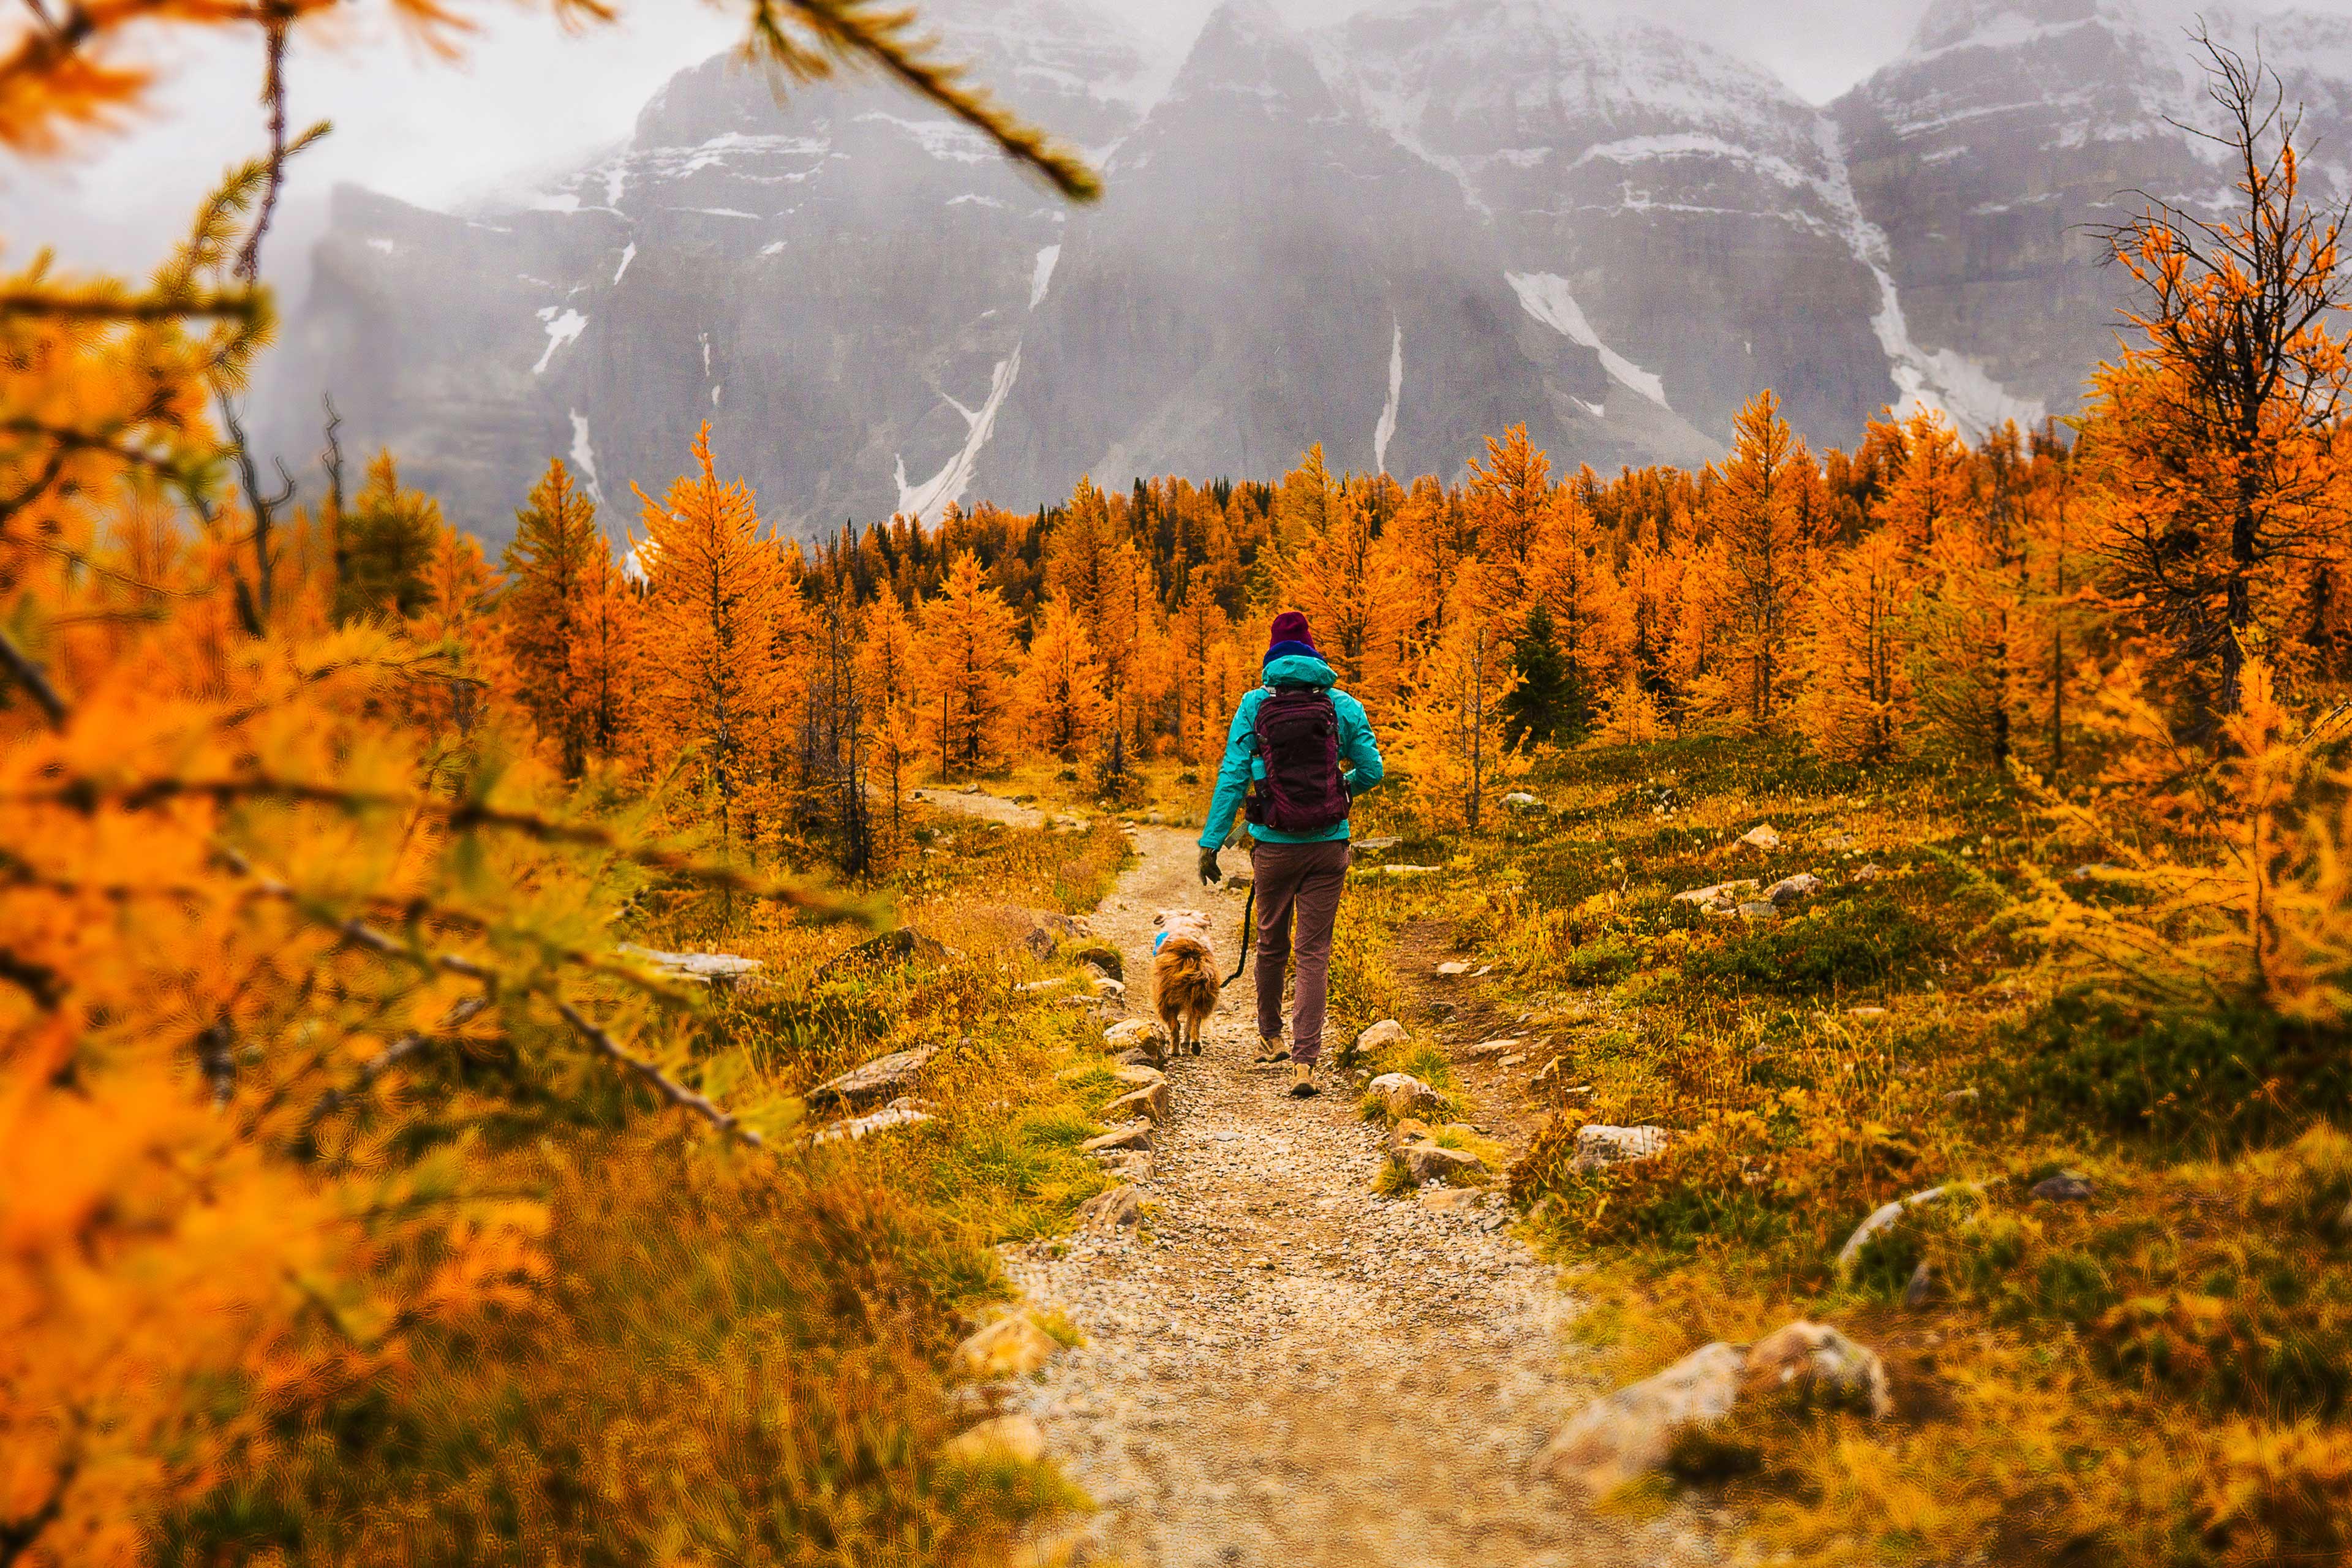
[1152,930,1169,954]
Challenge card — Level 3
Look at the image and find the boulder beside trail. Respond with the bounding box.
[1082,1120,1153,1155]
[1076,1185,1142,1230]
[1399,1140,1484,1186]
[1356,1019,1409,1055]
[1741,1321,1891,1417]
[1763,873,1823,906]
[619,943,764,986]
[1104,1080,1167,1124]
[1368,1072,1442,1118]
[809,1044,940,1112]
[1533,1341,1747,1494]
[1069,941,1125,980]
[950,1314,1060,1380]
[1572,1125,1673,1172]
[1095,1149,1153,1182]
[1738,824,1783,851]
[810,1098,934,1144]
[1672,878,1760,914]
[1536,1321,1890,1495]
[1103,1019,1166,1066]
[1503,791,1544,812]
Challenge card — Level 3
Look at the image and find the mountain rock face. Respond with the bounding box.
[1316,0,1897,458]
[263,0,1151,543]
[265,0,2352,548]
[974,0,1721,510]
[1832,0,2352,426]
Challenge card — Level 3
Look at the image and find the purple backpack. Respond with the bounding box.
[1245,687,1349,834]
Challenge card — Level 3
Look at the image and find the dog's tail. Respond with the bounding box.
[1224,884,1254,987]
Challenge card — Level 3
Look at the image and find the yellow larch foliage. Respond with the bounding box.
[1017,594,1112,761]
[633,423,794,853]
[856,587,922,848]
[916,550,1019,777]
[1271,470,1408,718]
[1391,560,1526,832]
[401,519,505,737]
[1169,564,1232,766]
[1379,475,1479,649]
[501,457,622,779]
[1679,390,1821,733]
[2015,655,2352,1024]
[1526,486,1634,707]
[1465,423,1553,610]
[1792,526,1922,761]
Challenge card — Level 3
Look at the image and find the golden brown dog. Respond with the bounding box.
[1151,909,1220,1056]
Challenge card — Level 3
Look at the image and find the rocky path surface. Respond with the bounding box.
[1000,824,1724,1568]
[911,785,1044,827]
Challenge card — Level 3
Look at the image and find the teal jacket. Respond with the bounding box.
[1199,654,1384,848]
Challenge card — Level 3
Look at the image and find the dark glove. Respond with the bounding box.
[1197,846,1223,885]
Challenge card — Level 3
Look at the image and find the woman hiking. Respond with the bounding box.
[1196,611,1385,1098]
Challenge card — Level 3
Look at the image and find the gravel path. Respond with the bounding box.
[911,786,1045,827]
[1001,825,1726,1567]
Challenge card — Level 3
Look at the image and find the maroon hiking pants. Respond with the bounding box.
[1250,839,1352,1065]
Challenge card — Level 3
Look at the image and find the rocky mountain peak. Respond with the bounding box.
[1155,0,1333,121]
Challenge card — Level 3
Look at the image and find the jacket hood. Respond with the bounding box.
[1262,654,1336,688]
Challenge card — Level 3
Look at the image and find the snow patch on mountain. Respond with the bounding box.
[855,111,994,164]
[533,308,587,374]
[1374,314,1403,472]
[1570,133,1815,192]
[612,243,636,285]
[1811,118,2044,432]
[1031,244,1061,309]
[568,409,605,505]
[894,346,1023,526]
[1505,271,1670,409]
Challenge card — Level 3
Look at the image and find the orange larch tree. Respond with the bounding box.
[501,457,613,778]
[1682,391,1821,732]
[1017,594,1112,761]
[916,550,1019,777]
[633,424,792,856]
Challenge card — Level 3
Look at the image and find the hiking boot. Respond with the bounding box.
[1251,1038,1289,1065]
[1288,1061,1319,1098]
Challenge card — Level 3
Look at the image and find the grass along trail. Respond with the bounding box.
[998,823,1726,1567]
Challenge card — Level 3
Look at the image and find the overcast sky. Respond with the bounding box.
[11,0,2352,277]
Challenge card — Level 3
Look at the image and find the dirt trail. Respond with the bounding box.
[911,786,1045,827]
[999,823,1725,1568]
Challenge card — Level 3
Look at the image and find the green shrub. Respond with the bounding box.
[2004,990,2352,1150]
[1686,892,1943,997]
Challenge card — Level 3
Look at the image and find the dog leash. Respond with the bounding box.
[1224,883,1254,986]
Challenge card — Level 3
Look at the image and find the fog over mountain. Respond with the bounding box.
[254,0,2352,545]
